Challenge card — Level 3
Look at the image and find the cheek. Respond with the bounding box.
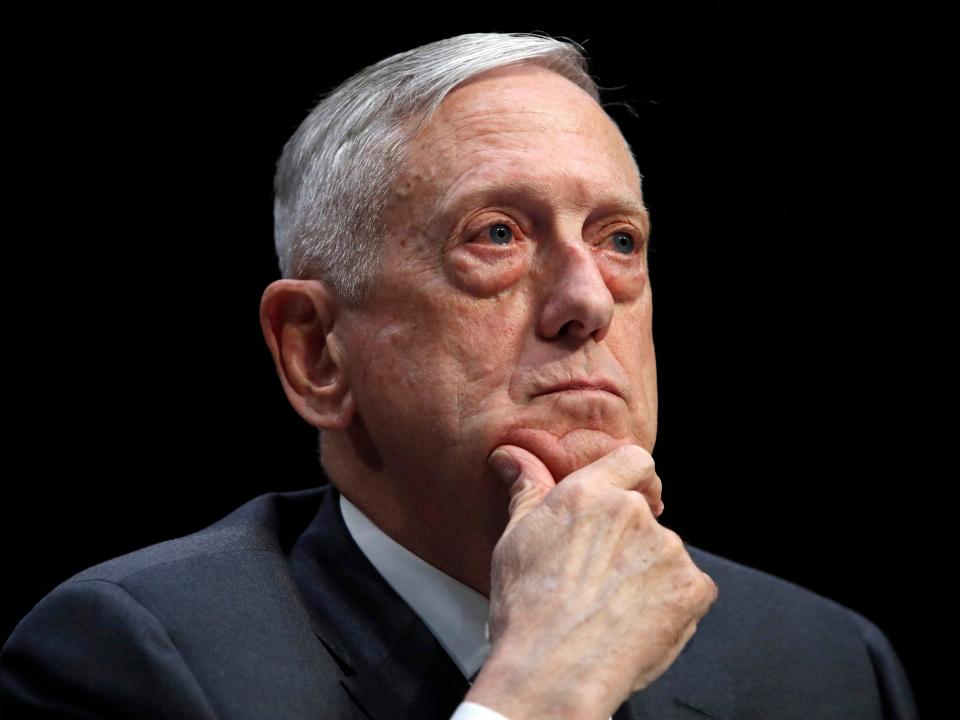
[349,291,520,411]
[352,325,422,402]
[444,246,527,297]
[619,289,655,369]
[436,295,527,394]
[416,290,529,430]
[613,292,658,431]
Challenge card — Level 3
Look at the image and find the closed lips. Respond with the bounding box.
[536,382,621,397]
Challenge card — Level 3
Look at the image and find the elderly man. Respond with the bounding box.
[1,33,917,720]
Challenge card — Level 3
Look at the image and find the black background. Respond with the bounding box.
[4,5,943,716]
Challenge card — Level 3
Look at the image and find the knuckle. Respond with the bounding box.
[661,528,685,554]
[681,571,719,612]
[490,537,512,567]
[618,443,655,476]
[612,492,649,529]
[703,573,719,602]
[673,570,704,602]
[623,489,650,514]
[636,451,656,478]
[667,586,711,623]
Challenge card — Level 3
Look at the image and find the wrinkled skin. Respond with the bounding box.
[329,64,658,594]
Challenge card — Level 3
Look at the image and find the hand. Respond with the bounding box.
[465,444,718,720]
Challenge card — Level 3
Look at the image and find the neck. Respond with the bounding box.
[322,430,510,597]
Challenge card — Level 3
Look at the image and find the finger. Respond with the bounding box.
[488,445,557,535]
[565,445,663,512]
[634,473,664,518]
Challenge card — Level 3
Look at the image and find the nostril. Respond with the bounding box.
[559,320,597,340]
[559,320,589,338]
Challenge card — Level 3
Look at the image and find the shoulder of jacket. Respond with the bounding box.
[684,542,876,638]
[65,486,328,586]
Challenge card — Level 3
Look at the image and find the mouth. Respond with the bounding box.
[534,381,622,398]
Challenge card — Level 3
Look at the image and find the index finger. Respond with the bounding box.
[565,444,663,515]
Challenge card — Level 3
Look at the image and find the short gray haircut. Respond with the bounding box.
[272,33,603,307]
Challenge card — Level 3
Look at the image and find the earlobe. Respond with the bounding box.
[259,279,355,431]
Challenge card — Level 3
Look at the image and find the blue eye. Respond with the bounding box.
[487,224,513,245]
[610,231,636,254]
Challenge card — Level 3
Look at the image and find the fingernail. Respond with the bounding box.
[488,450,520,485]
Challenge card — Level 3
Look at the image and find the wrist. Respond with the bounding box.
[465,644,602,720]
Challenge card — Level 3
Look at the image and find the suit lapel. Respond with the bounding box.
[289,484,468,720]
[341,615,470,720]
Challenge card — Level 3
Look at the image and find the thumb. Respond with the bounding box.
[488,445,557,536]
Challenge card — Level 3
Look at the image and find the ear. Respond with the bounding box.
[259,279,354,430]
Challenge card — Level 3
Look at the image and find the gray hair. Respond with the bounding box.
[272,32,604,307]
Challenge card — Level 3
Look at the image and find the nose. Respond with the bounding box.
[537,239,615,343]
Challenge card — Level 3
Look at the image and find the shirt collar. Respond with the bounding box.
[339,493,491,680]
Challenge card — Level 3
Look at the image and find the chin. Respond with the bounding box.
[501,427,634,482]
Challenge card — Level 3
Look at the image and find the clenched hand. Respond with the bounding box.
[465,444,718,720]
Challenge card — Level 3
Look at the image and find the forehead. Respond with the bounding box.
[394,64,643,220]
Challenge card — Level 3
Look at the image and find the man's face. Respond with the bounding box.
[337,63,656,499]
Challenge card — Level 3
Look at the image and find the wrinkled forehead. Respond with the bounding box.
[392,64,643,222]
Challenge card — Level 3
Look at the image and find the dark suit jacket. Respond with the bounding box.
[1,484,918,719]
